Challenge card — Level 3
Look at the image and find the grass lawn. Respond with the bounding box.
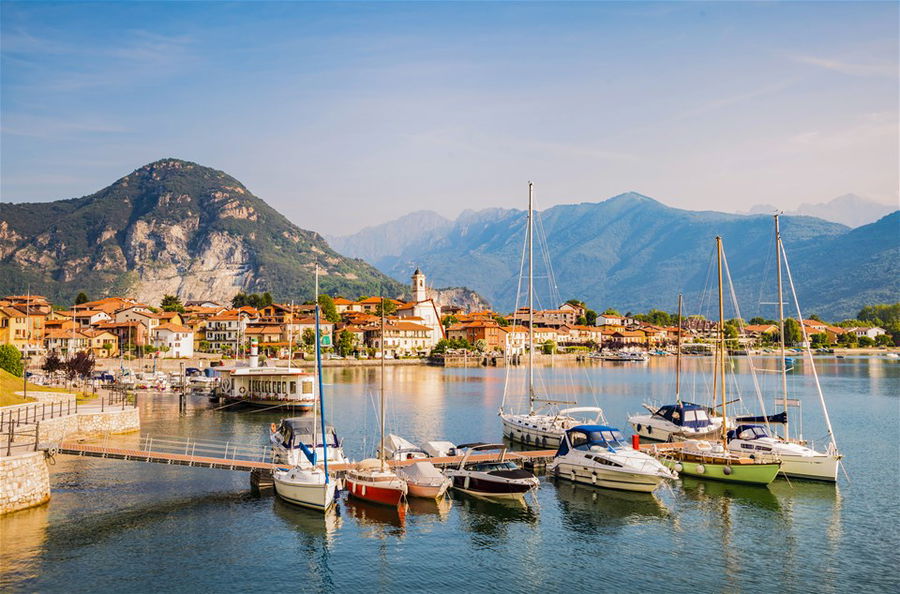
[0,368,71,407]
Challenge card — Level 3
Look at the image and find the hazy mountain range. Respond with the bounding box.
[743,194,896,228]
[332,193,899,320]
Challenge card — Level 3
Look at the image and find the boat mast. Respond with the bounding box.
[775,214,789,439]
[675,293,683,403]
[528,181,535,413]
[717,237,727,444]
[288,300,294,370]
[314,264,328,481]
[380,296,386,471]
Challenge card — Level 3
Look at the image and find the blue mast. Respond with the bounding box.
[315,264,329,483]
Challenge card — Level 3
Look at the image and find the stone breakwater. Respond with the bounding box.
[0,451,50,515]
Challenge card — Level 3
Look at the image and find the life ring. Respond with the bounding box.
[723,466,733,475]
[696,464,706,474]
[674,463,683,472]
[270,423,277,433]
[238,387,246,395]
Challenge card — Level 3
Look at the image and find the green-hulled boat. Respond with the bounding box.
[650,236,781,486]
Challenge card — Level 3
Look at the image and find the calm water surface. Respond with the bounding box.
[2,356,898,593]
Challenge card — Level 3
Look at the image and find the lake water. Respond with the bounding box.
[2,356,898,593]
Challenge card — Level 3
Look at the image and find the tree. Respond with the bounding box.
[493,314,509,327]
[302,328,316,352]
[261,292,274,308]
[442,314,459,329]
[576,315,588,326]
[160,294,185,313]
[838,331,858,348]
[42,351,64,374]
[65,351,95,383]
[781,318,802,346]
[875,334,894,347]
[749,317,774,326]
[474,339,487,352]
[810,333,827,347]
[317,295,340,323]
[75,292,89,305]
[858,336,875,347]
[585,309,598,326]
[374,298,397,317]
[602,308,620,316]
[0,344,24,377]
[542,340,557,355]
[336,330,356,356]
[809,314,822,322]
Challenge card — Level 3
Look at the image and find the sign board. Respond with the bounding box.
[320,335,332,346]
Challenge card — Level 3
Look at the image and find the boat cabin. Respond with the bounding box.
[275,418,340,449]
[557,425,627,456]
[727,424,771,442]
[224,367,315,403]
[653,402,714,429]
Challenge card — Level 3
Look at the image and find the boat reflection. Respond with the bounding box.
[452,490,537,540]
[343,497,407,538]
[553,479,669,535]
[272,496,343,541]
[406,494,452,520]
[678,477,781,512]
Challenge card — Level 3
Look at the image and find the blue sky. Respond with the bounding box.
[2,1,897,234]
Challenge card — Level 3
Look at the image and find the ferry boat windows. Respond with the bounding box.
[302,380,313,394]
[290,381,296,394]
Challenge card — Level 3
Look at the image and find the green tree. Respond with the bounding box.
[75,292,89,305]
[302,328,316,352]
[576,315,588,326]
[0,344,24,377]
[442,314,459,329]
[493,314,509,327]
[808,314,822,322]
[858,336,875,347]
[261,292,274,308]
[838,331,858,347]
[602,308,620,316]
[374,298,397,317]
[810,333,827,347]
[160,294,185,313]
[474,339,487,352]
[749,317,775,326]
[585,309,598,326]
[781,318,802,346]
[336,330,356,356]
[317,294,340,323]
[875,334,893,347]
[542,340,557,355]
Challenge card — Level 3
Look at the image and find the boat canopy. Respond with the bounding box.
[726,424,770,442]
[279,418,339,448]
[653,402,713,428]
[735,410,788,425]
[557,425,627,457]
[401,461,445,482]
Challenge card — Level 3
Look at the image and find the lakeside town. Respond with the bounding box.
[1,268,895,378]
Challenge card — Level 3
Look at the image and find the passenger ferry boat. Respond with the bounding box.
[218,340,316,410]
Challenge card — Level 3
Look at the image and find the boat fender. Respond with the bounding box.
[239,387,246,395]
[636,424,642,432]
[270,423,277,433]
[592,472,597,484]
[674,463,683,472]
[723,466,733,475]
[696,464,705,474]
[647,426,653,435]
[464,476,470,490]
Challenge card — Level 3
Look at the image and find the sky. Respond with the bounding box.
[1,1,897,235]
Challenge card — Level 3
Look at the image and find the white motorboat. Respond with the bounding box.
[444,443,539,501]
[629,401,724,442]
[549,425,676,493]
[378,434,429,461]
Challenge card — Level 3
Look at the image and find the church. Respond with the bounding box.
[395,268,445,349]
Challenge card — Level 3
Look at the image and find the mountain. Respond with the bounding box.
[0,159,407,304]
[347,192,897,320]
[327,210,452,264]
[745,194,896,228]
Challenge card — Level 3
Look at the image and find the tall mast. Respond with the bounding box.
[717,236,727,444]
[675,293,682,403]
[288,300,294,370]
[775,214,789,439]
[380,297,386,471]
[527,181,535,412]
[314,265,328,480]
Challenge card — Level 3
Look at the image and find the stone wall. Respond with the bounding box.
[74,407,140,437]
[0,451,50,514]
[36,414,79,444]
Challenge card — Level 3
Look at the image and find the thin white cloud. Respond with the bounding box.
[793,54,897,78]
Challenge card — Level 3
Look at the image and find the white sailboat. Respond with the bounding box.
[273,265,339,511]
[727,214,842,482]
[499,182,604,448]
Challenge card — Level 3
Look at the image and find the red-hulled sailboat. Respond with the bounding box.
[345,305,407,506]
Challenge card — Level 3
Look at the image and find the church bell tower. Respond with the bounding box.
[412,268,427,303]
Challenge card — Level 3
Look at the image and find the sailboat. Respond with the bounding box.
[652,237,782,485]
[628,295,724,441]
[273,265,339,511]
[499,182,604,448]
[345,301,408,506]
[727,214,842,482]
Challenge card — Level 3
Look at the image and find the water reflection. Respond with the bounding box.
[343,498,406,538]
[452,491,537,542]
[0,504,49,587]
[678,477,781,512]
[553,479,669,536]
[406,495,452,521]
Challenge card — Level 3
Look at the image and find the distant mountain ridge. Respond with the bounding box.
[334,192,898,320]
[744,193,896,228]
[0,159,408,304]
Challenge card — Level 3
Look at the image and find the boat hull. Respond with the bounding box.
[346,477,406,506]
[629,417,722,443]
[661,458,780,485]
[448,474,535,501]
[500,416,562,448]
[758,453,839,482]
[273,475,336,511]
[406,481,450,500]
[551,461,666,493]
[223,396,314,410]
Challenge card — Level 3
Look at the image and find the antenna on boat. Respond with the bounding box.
[676,293,682,404]
[314,263,329,481]
[528,181,535,413]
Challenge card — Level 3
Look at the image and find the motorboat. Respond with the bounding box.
[444,443,539,501]
[378,434,429,461]
[501,406,607,449]
[270,417,348,467]
[726,424,839,482]
[629,401,724,442]
[396,461,451,500]
[599,351,648,362]
[549,425,676,493]
[345,307,407,507]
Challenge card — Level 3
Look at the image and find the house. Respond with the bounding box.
[446,320,506,351]
[846,326,887,340]
[114,307,163,332]
[156,311,184,326]
[559,302,586,321]
[205,310,257,353]
[60,309,112,327]
[0,306,30,352]
[332,297,359,314]
[73,297,141,316]
[43,329,90,355]
[184,300,222,308]
[540,308,578,326]
[152,323,195,358]
[81,329,120,358]
[504,325,528,354]
[365,319,433,357]
[96,321,148,353]
[596,314,632,329]
[358,296,402,313]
